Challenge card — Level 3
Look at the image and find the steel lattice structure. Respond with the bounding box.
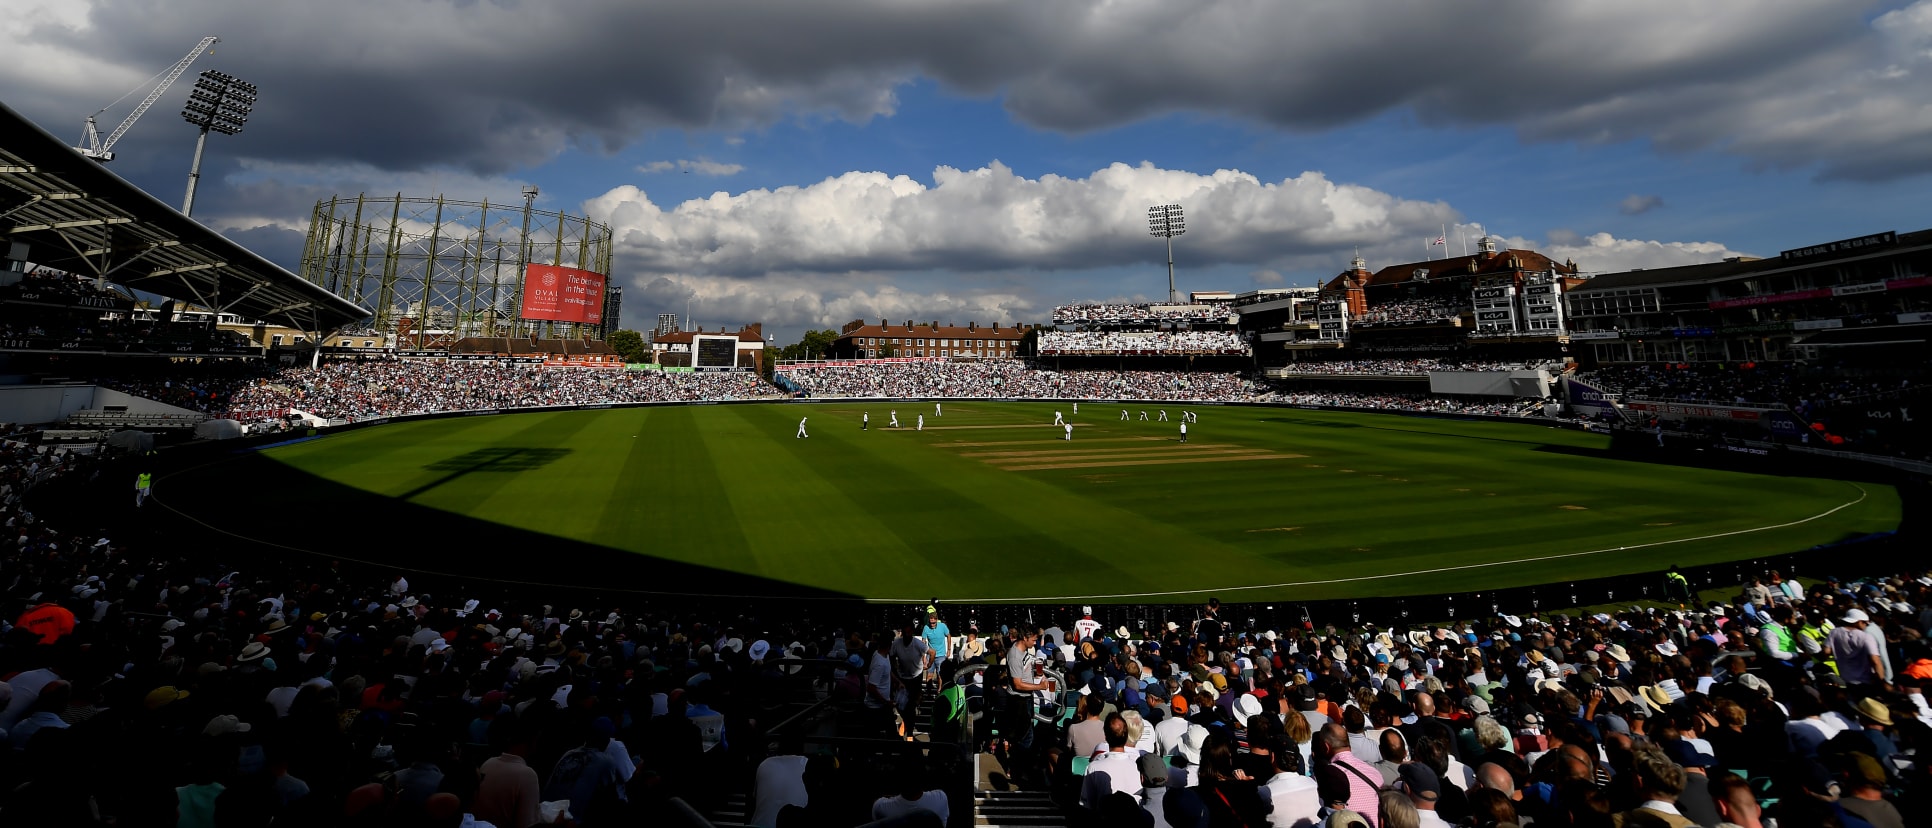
[297,193,614,341]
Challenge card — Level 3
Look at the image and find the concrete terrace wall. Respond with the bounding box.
[0,385,206,425]
[92,387,206,417]
[0,384,96,424]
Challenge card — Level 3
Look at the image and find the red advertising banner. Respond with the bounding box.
[519,264,606,324]
[1706,287,1831,310]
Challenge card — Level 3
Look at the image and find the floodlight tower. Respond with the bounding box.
[517,185,539,338]
[180,69,257,217]
[1148,203,1187,304]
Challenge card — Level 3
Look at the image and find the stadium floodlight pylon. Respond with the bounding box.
[180,69,257,217]
[1148,203,1187,304]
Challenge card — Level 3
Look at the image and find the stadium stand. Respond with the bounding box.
[87,360,782,424]
[1267,390,1567,419]
[1354,296,1464,325]
[0,430,1923,826]
[0,102,365,335]
[1036,331,1251,356]
[3,88,1925,823]
[1274,358,1551,376]
[1571,360,1932,461]
[777,362,1258,401]
[1052,303,1231,324]
[0,270,261,357]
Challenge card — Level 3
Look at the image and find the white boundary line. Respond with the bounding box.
[878,483,1873,604]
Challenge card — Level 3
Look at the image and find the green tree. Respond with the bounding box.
[875,341,898,358]
[800,328,837,358]
[780,329,839,360]
[606,329,648,363]
[761,346,779,382]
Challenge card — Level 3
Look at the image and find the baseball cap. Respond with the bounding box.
[1841,608,1870,624]
[1398,763,1441,801]
[1137,752,1169,785]
[203,714,252,737]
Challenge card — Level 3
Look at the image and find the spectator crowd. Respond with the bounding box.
[0,352,1919,827]
[1356,298,1464,325]
[1580,363,1925,413]
[0,431,1923,828]
[1054,304,1232,324]
[93,361,780,426]
[779,362,1260,401]
[0,271,255,355]
[1279,359,1551,376]
[968,569,1930,828]
[0,271,128,306]
[1037,331,1250,356]
[1264,391,1561,420]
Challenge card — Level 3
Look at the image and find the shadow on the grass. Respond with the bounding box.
[101,448,863,606]
[402,447,573,500]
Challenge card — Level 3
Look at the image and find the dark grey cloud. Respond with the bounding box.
[11,0,1931,186]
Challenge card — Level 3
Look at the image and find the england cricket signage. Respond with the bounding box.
[519,264,607,325]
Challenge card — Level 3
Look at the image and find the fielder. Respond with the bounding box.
[934,402,943,417]
[916,414,924,431]
[1072,402,1078,414]
[1053,411,1064,425]
[1158,409,1168,422]
[1120,409,1129,421]
[890,410,900,428]
[797,417,809,438]
[1139,410,1149,421]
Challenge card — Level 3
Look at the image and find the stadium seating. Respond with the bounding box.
[0,357,1923,828]
[1036,330,1251,356]
[1052,303,1231,324]
[1355,297,1463,325]
[1275,358,1551,376]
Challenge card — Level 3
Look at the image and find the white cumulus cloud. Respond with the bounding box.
[586,161,1461,277]
[629,274,1041,335]
[1512,231,1752,274]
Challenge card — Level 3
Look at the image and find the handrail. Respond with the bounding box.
[767,694,839,737]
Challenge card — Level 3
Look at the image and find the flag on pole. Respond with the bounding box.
[1431,236,1446,246]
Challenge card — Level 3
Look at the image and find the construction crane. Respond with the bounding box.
[75,36,220,162]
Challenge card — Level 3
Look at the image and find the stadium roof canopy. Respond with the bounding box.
[0,101,366,332]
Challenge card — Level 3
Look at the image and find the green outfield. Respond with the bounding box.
[201,402,1899,602]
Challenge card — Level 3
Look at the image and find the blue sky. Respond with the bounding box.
[8,1,1932,343]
